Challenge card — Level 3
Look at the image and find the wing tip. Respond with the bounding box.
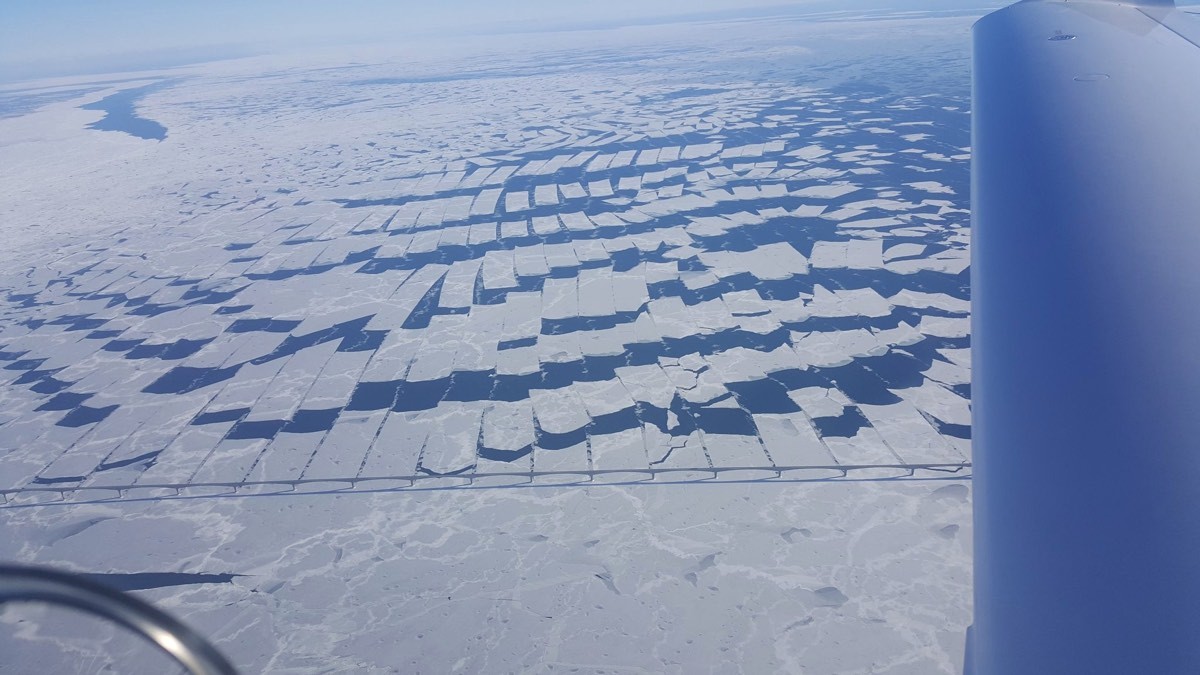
[1015,0,1175,6]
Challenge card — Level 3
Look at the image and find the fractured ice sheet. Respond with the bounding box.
[0,14,976,671]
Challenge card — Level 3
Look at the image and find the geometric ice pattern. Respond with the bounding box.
[0,74,971,499]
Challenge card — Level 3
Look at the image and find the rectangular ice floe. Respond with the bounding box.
[609,150,638,168]
[734,311,782,336]
[533,184,560,207]
[495,344,539,376]
[617,175,643,192]
[362,411,429,476]
[438,259,482,310]
[576,268,616,317]
[590,212,626,229]
[504,190,531,213]
[539,153,574,175]
[190,438,269,483]
[299,351,370,410]
[537,330,582,364]
[787,144,830,160]
[836,216,904,231]
[643,429,706,472]
[35,431,141,489]
[885,248,969,275]
[563,150,597,168]
[242,432,325,482]
[513,242,550,277]
[572,378,636,420]
[413,403,483,475]
[614,364,675,409]
[559,212,594,232]
[681,143,722,159]
[754,413,835,466]
[586,153,614,172]
[299,411,385,479]
[515,159,548,176]
[805,286,892,319]
[822,425,900,465]
[936,347,971,369]
[541,276,579,320]
[548,243,583,271]
[636,148,660,166]
[697,242,808,280]
[871,322,924,349]
[459,167,494,189]
[468,221,498,245]
[485,165,518,185]
[571,240,608,265]
[809,240,883,270]
[638,194,716,218]
[896,380,971,428]
[365,265,449,330]
[533,439,590,475]
[680,270,719,291]
[206,358,289,411]
[917,315,970,339]
[134,422,233,484]
[792,183,860,199]
[408,314,474,382]
[243,343,340,423]
[705,345,796,382]
[905,180,955,194]
[477,249,516,291]
[482,400,535,456]
[406,229,442,255]
[442,196,474,224]
[500,220,530,239]
[647,296,700,339]
[589,427,650,474]
[820,206,868,222]
[498,291,541,342]
[611,273,649,313]
[443,226,474,249]
[454,307,503,374]
[791,328,887,369]
[704,433,771,468]
[576,317,633,355]
[529,387,590,436]
[668,362,730,406]
[3,416,83,472]
[883,243,927,261]
[358,329,422,385]
[888,289,969,313]
[922,358,969,387]
[857,401,963,464]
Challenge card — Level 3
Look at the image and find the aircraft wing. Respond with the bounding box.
[971,1,1200,673]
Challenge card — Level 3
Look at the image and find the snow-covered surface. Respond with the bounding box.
[0,9,975,673]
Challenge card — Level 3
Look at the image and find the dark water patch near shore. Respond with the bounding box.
[80,81,172,141]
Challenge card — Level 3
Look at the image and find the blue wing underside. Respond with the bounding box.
[971,1,1200,673]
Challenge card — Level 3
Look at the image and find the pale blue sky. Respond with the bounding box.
[7,1,1193,81]
[1,1,811,66]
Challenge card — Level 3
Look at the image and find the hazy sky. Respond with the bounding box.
[8,1,1193,82]
[1,1,813,70]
